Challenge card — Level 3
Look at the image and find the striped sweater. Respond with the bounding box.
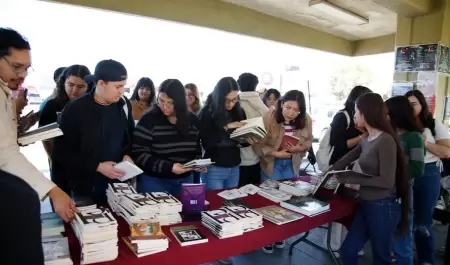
[400,131,425,181]
[131,108,202,179]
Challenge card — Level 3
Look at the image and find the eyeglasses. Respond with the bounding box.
[2,57,34,76]
[282,105,300,116]
[225,97,239,105]
[156,97,174,108]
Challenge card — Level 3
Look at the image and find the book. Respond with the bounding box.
[254,205,304,225]
[278,135,300,151]
[18,122,63,145]
[230,117,267,143]
[114,161,144,182]
[280,196,330,216]
[181,183,206,213]
[183,159,214,169]
[170,225,208,246]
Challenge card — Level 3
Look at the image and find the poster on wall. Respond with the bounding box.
[417,72,438,115]
[391,82,413,97]
[395,43,438,72]
[438,44,450,74]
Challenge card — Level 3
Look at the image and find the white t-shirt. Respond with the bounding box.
[423,119,450,163]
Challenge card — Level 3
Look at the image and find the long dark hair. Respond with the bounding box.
[204,77,244,127]
[130,77,155,106]
[356,93,409,234]
[385,96,422,133]
[54,64,91,107]
[262,88,281,106]
[344,85,372,113]
[404,90,434,131]
[275,90,307,129]
[157,79,190,136]
[185,83,201,113]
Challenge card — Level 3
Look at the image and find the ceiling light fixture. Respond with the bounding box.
[309,0,369,25]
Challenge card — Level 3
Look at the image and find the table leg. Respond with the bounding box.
[287,222,341,265]
[445,224,450,264]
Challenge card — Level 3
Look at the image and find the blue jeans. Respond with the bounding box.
[340,196,401,265]
[137,174,193,196]
[392,185,414,265]
[201,165,239,191]
[260,158,295,182]
[413,162,441,265]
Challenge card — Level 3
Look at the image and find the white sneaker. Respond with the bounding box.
[358,250,364,256]
[274,240,286,249]
[262,244,274,254]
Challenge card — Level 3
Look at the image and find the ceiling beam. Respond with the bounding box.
[42,0,353,56]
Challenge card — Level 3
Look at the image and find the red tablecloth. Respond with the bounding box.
[68,189,357,265]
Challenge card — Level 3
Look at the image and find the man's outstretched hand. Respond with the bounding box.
[48,187,79,222]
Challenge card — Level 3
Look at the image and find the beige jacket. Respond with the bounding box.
[239,91,269,166]
[255,109,313,176]
[0,79,55,199]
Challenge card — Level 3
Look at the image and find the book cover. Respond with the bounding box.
[282,197,329,212]
[130,222,167,240]
[170,225,208,246]
[255,205,303,225]
[278,135,299,151]
[181,183,206,213]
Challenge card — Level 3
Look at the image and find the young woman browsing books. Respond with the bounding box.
[329,93,410,265]
[385,96,425,265]
[254,90,312,254]
[131,79,202,195]
[198,77,255,191]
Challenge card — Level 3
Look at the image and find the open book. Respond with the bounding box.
[230,117,267,143]
[18,122,63,146]
[279,135,299,151]
[313,170,372,195]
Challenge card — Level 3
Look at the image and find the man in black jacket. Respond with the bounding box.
[52,59,135,205]
[0,169,44,265]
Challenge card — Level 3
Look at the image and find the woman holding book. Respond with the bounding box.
[385,96,425,265]
[254,90,312,254]
[131,79,202,195]
[329,93,410,265]
[405,90,450,265]
[198,77,254,191]
[39,64,91,194]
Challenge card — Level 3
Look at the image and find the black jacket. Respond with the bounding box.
[198,106,247,167]
[52,92,134,196]
[329,109,362,165]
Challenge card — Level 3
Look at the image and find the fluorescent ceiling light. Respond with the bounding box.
[309,0,369,25]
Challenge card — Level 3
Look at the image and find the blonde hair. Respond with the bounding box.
[185,83,201,113]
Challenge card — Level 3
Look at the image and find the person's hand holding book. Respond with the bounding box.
[246,137,260,145]
[173,163,192,174]
[284,142,308,153]
[225,121,246,130]
[97,161,126,179]
[272,149,291,159]
[48,186,79,222]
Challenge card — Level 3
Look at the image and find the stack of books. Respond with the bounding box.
[201,208,244,239]
[230,117,267,143]
[18,122,63,146]
[280,196,330,217]
[122,222,169,257]
[41,212,73,265]
[71,205,119,264]
[278,180,315,197]
[106,183,183,226]
[257,188,291,203]
[223,206,264,232]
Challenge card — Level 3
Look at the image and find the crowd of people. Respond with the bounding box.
[1,26,448,265]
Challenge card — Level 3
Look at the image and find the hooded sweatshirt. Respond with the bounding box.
[238,91,269,166]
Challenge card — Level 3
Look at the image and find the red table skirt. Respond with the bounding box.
[67,189,357,265]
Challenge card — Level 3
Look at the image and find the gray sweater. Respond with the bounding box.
[331,131,397,200]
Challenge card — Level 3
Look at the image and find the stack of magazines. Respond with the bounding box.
[41,212,73,265]
[278,180,315,197]
[202,208,244,239]
[18,122,63,146]
[230,117,267,143]
[71,205,118,264]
